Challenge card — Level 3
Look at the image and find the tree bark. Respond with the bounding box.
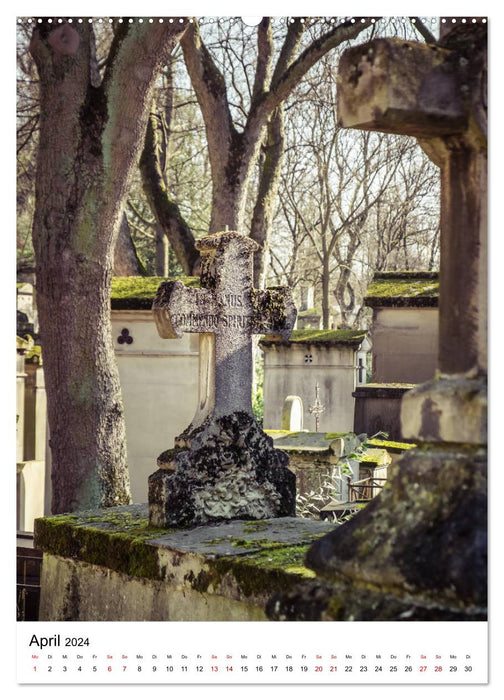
[155,227,170,277]
[30,19,187,513]
[321,258,331,330]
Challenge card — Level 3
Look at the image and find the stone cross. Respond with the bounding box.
[149,231,298,527]
[308,382,325,432]
[153,231,297,430]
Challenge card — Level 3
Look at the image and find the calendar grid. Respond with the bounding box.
[17,621,488,685]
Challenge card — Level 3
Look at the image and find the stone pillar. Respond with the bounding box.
[23,364,47,461]
[16,353,26,463]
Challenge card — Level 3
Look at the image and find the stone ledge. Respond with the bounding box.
[401,376,487,444]
[353,383,415,399]
[34,506,335,621]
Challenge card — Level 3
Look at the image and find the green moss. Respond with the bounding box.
[290,329,367,344]
[25,345,42,364]
[34,509,330,602]
[365,272,439,304]
[34,509,173,581]
[231,537,271,548]
[365,438,417,452]
[205,544,317,598]
[110,276,200,309]
[357,453,381,463]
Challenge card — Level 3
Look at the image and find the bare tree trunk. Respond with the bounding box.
[140,114,199,274]
[322,258,331,329]
[114,213,146,276]
[30,19,187,513]
[155,228,170,277]
[250,106,285,288]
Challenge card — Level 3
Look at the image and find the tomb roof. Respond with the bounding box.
[260,328,367,348]
[110,276,200,310]
[364,271,439,308]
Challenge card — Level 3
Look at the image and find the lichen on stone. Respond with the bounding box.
[149,412,296,528]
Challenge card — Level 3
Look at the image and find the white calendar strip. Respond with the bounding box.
[17,621,488,684]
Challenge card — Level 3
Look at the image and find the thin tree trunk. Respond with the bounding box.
[250,106,285,288]
[140,115,199,274]
[114,212,146,276]
[322,259,331,329]
[155,228,170,277]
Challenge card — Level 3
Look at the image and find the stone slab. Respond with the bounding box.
[34,505,337,621]
[267,431,362,457]
[147,517,335,556]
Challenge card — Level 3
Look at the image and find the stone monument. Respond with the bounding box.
[268,20,487,621]
[148,231,297,527]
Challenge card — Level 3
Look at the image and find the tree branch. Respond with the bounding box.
[411,17,437,45]
[180,20,236,152]
[249,17,377,131]
[140,113,199,274]
[251,18,274,102]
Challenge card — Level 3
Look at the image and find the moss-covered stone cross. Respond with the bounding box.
[153,231,297,426]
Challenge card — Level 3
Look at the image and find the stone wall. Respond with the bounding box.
[111,310,199,503]
[370,307,438,383]
[34,505,334,621]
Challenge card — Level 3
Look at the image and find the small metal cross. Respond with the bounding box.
[308,381,325,432]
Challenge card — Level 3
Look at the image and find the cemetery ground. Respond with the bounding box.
[16,18,487,625]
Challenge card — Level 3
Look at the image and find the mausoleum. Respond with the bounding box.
[353,271,439,439]
[111,277,200,502]
[365,270,439,383]
[260,329,368,434]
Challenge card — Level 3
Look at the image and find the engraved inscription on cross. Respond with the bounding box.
[153,231,297,426]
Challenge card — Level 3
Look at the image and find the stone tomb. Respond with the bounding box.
[16,338,48,533]
[365,271,439,384]
[110,277,200,502]
[260,329,368,433]
[34,506,335,621]
[353,272,438,440]
[148,231,298,527]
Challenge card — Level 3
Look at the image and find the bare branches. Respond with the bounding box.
[268,49,440,326]
[180,21,236,146]
[249,18,377,130]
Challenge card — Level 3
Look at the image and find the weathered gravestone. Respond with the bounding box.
[148,231,297,527]
[268,20,487,621]
[281,396,304,432]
